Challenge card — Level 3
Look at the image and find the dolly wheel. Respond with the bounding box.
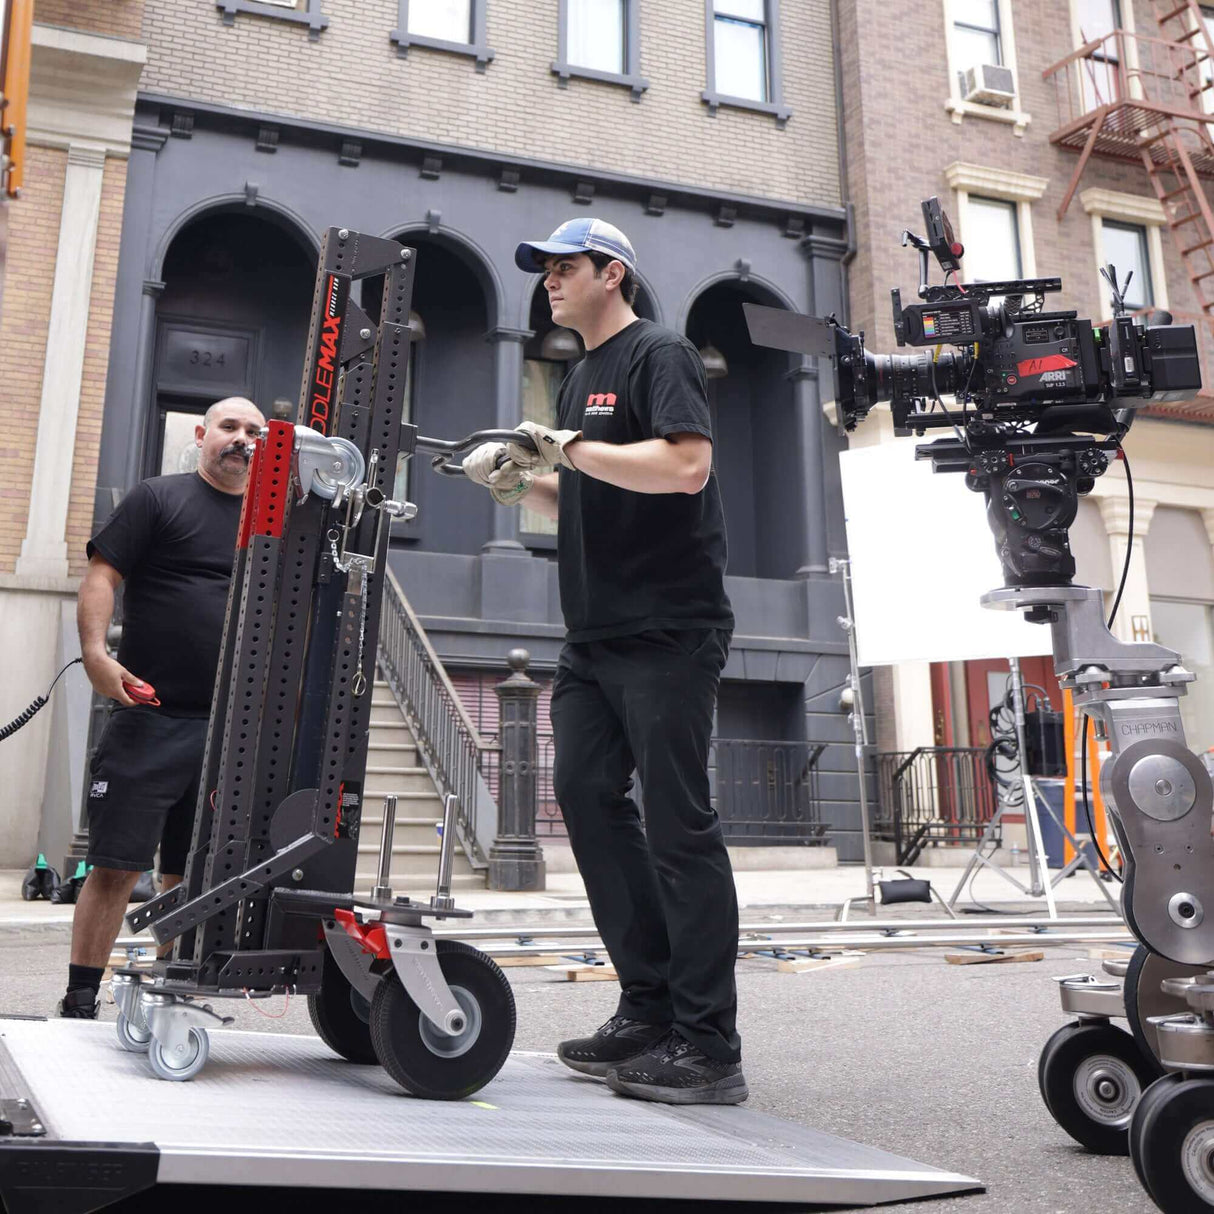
[116,1010,151,1053]
[308,951,379,1064]
[1130,1075,1214,1214]
[370,940,516,1100]
[1038,1021,1155,1154]
[147,1026,209,1082]
[1130,1074,1184,1205]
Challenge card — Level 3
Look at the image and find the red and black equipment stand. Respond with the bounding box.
[111,227,526,1097]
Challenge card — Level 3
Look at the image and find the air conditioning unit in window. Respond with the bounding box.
[963,63,1016,107]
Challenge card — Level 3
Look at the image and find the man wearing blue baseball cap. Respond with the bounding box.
[462,219,743,1105]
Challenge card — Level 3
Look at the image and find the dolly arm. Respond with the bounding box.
[985,584,1214,966]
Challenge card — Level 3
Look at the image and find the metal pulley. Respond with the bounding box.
[292,425,366,502]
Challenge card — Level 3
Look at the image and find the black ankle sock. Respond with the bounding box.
[67,963,105,995]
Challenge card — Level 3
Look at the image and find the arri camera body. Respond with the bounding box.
[744,197,1203,592]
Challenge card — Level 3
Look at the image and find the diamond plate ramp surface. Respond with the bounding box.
[0,1019,981,1207]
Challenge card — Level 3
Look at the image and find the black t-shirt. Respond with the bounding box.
[555,318,733,642]
[87,473,244,716]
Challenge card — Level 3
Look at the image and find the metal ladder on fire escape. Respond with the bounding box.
[1139,1,1214,317]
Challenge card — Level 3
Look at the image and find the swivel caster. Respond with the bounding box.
[308,947,380,1065]
[140,989,232,1083]
[1129,1074,1214,1213]
[111,973,151,1053]
[147,1026,210,1082]
[1038,1020,1157,1154]
[369,940,515,1099]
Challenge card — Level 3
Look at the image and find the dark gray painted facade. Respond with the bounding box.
[96,98,874,858]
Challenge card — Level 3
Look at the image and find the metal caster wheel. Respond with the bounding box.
[1125,945,1209,1079]
[147,1026,210,1082]
[1038,1021,1156,1154]
[308,953,379,1065]
[116,1010,152,1053]
[1129,1075,1214,1213]
[370,940,515,1099]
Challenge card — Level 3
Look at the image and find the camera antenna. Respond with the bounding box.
[1099,263,1132,317]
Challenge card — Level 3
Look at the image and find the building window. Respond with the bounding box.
[963,196,1022,281]
[1101,221,1153,310]
[952,0,1001,87]
[391,0,495,69]
[702,0,790,126]
[217,0,329,39]
[944,162,1047,284]
[942,0,1029,133]
[1073,0,1124,109]
[519,359,562,538]
[1080,188,1168,318]
[552,0,648,99]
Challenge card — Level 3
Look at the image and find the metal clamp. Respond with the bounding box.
[293,426,366,502]
[1056,973,1124,1019]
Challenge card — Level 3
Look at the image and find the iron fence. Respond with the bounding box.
[875,747,997,866]
[713,740,828,846]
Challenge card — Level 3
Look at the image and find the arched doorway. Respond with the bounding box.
[151,209,315,476]
[368,233,495,557]
[685,280,802,580]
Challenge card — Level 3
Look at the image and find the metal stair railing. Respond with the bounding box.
[376,567,499,870]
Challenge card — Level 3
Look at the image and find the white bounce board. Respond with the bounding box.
[0,1018,982,1211]
[839,440,1053,666]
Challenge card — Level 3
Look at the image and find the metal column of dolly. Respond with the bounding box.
[108,228,532,1098]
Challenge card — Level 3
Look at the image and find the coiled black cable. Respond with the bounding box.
[0,659,83,742]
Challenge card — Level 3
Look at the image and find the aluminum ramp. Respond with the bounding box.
[0,1019,982,1211]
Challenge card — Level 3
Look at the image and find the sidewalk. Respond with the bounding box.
[0,856,1121,934]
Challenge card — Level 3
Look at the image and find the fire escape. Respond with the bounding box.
[1044,0,1214,420]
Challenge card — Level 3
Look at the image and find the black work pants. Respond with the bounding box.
[550,628,740,1062]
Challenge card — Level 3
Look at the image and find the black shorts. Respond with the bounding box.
[85,707,208,876]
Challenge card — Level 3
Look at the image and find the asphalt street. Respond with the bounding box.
[0,926,1157,1214]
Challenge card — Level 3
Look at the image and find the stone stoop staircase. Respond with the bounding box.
[355,680,484,896]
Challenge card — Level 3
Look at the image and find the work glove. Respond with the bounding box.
[488,460,533,507]
[461,442,509,486]
[506,420,582,470]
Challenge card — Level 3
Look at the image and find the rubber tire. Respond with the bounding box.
[1132,1076,1214,1214]
[147,1026,209,1082]
[1130,1073,1184,1205]
[308,953,379,1065]
[1038,1021,1155,1155]
[370,940,516,1100]
[116,1010,151,1053]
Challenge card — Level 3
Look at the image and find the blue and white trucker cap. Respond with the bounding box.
[515,217,637,273]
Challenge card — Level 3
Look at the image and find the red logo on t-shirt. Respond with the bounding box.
[585,392,617,416]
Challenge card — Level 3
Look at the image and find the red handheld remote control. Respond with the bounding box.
[123,680,161,706]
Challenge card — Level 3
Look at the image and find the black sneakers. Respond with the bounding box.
[557,1015,672,1078]
[606,1030,748,1105]
[58,989,100,1020]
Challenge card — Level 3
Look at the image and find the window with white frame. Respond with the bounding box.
[1080,189,1168,318]
[944,163,1047,288]
[712,0,768,103]
[1101,220,1153,309]
[951,0,1002,89]
[407,0,471,42]
[962,196,1022,282]
[943,0,1028,132]
[1073,0,1123,110]
[1199,5,1214,113]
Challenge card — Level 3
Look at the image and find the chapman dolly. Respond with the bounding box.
[746,196,1214,1213]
